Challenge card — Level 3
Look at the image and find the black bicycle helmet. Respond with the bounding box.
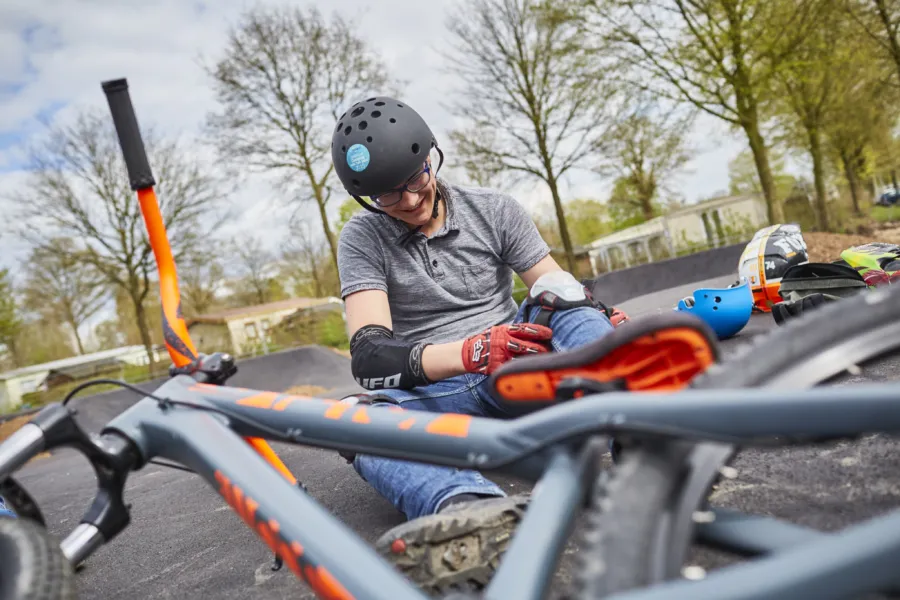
[331,96,441,199]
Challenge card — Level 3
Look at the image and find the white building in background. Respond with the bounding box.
[186,296,344,356]
[585,194,768,276]
[0,345,163,413]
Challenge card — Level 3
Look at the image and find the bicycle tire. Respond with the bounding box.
[573,285,900,598]
[0,517,76,600]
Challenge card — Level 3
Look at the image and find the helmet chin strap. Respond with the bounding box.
[351,145,446,246]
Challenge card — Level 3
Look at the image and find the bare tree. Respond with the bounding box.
[281,221,328,298]
[21,237,109,354]
[448,128,521,190]
[589,0,826,224]
[446,0,622,273]
[205,4,396,274]
[596,97,696,221]
[230,237,278,305]
[179,254,226,317]
[9,110,226,368]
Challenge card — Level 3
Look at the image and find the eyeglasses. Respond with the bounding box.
[370,164,431,207]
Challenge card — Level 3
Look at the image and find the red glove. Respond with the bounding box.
[461,323,553,375]
[608,307,630,327]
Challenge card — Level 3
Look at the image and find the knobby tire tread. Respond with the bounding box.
[574,285,900,598]
[0,517,76,600]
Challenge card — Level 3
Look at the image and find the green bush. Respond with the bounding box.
[318,312,350,349]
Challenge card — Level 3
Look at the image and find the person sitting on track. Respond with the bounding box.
[331,96,626,592]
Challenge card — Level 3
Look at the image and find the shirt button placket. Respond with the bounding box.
[426,242,443,279]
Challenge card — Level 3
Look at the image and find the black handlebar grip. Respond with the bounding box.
[101,78,156,190]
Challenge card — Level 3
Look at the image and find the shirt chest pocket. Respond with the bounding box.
[460,261,504,298]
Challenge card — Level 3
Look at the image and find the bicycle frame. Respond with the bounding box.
[3,376,900,599]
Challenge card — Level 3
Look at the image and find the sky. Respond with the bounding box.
[0,0,747,346]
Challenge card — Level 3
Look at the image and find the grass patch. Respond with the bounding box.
[18,362,169,411]
[871,205,900,224]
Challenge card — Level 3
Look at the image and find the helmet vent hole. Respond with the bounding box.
[366,136,373,143]
[713,306,718,310]
[351,106,365,118]
[352,179,361,186]
[715,296,722,303]
[375,101,385,106]
[411,143,420,154]
[366,97,376,102]
[371,110,382,118]
[397,103,404,107]
[344,126,352,135]
[341,145,347,152]
[390,118,396,123]
[336,122,343,132]
[340,111,347,119]
[359,121,368,130]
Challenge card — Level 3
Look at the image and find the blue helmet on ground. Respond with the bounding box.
[674,281,753,340]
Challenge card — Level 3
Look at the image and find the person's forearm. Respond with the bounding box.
[422,340,466,382]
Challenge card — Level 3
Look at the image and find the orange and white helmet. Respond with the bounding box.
[737,224,809,312]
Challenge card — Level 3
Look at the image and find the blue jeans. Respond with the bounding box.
[353,300,615,519]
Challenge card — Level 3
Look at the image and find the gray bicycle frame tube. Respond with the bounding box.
[107,398,431,600]
[109,376,900,477]
[605,505,900,600]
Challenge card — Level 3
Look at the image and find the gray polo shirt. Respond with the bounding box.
[337,181,550,344]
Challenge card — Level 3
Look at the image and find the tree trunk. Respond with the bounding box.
[635,177,656,221]
[841,150,862,216]
[312,184,339,275]
[63,304,85,355]
[807,127,830,231]
[130,293,157,371]
[744,121,785,223]
[6,340,20,369]
[546,173,577,274]
[309,259,323,297]
[69,322,85,355]
[535,128,577,274]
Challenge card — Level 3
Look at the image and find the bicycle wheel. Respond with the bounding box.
[0,517,76,600]
[574,285,900,598]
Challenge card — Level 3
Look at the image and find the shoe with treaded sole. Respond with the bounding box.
[375,494,529,595]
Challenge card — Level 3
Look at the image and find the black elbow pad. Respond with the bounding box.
[349,325,432,390]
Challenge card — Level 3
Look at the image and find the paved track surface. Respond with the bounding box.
[13,284,900,600]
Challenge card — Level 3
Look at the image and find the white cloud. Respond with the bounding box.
[0,0,750,279]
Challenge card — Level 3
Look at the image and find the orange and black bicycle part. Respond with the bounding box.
[488,312,720,412]
[102,78,297,486]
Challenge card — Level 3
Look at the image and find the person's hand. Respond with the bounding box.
[461,323,553,375]
[608,306,630,327]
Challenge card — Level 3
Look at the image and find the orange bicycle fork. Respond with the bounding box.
[102,78,298,490]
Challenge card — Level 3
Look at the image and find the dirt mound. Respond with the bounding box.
[804,228,900,263]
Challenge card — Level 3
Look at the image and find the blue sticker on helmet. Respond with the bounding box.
[346,144,370,172]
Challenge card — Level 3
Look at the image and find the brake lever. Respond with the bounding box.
[170,352,237,385]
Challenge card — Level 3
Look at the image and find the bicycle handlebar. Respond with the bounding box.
[0,425,45,482]
[101,79,155,191]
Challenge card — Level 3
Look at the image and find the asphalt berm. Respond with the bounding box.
[12,301,900,599]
